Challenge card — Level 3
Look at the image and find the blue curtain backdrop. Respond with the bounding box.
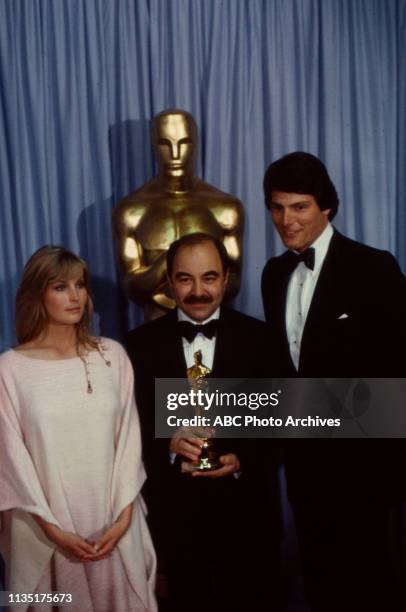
[0,0,405,350]
[1,1,406,604]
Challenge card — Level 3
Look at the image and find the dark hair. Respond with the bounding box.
[263,152,339,220]
[16,245,97,349]
[166,233,229,278]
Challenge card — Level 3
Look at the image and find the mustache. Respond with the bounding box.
[184,294,213,304]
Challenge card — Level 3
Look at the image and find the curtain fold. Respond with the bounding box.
[0,0,405,350]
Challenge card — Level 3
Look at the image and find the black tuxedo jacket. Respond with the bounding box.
[261,230,406,503]
[128,306,272,379]
[128,308,282,612]
[262,229,406,377]
[126,307,278,531]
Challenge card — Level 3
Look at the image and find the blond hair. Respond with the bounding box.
[16,245,97,349]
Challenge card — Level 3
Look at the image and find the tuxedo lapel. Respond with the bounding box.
[159,310,188,377]
[270,254,297,339]
[267,254,298,373]
[299,232,347,369]
[211,309,233,376]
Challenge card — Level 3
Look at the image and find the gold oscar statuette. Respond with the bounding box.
[182,350,218,472]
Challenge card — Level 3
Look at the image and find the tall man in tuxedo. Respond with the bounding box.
[261,152,406,612]
[128,233,280,612]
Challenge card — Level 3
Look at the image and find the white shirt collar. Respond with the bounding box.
[293,223,333,275]
[177,307,220,325]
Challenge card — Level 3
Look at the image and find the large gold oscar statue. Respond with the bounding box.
[113,109,244,320]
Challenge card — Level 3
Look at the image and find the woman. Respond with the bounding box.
[0,246,156,611]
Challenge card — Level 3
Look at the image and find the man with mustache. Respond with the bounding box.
[127,232,281,612]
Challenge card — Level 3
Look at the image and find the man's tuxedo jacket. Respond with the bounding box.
[127,304,284,607]
[262,229,406,377]
[261,229,406,502]
[126,307,279,543]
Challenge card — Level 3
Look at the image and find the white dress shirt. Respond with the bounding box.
[177,307,220,370]
[286,223,333,370]
[170,307,220,466]
[176,307,241,477]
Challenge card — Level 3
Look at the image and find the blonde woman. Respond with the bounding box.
[0,246,156,611]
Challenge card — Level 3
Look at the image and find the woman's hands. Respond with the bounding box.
[89,505,132,561]
[33,504,133,562]
[34,518,98,561]
[50,527,99,560]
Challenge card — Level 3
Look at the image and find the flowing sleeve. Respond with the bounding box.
[110,343,157,612]
[110,345,146,518]
[0,353,60,597]
[0,357,60,526]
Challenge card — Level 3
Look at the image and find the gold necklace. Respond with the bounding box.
[78,341,111,393]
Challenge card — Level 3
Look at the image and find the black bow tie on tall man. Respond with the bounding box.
[290,247,315,270]
[177,320,219,343]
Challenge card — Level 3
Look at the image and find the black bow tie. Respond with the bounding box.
[177,320,219,343]
[292,247,315,270]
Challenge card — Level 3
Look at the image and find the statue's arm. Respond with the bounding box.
[211,200,245,301]
[112,205,168,306]
[123,243,168,305]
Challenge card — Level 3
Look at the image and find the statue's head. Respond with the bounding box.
[152,109,197,178]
